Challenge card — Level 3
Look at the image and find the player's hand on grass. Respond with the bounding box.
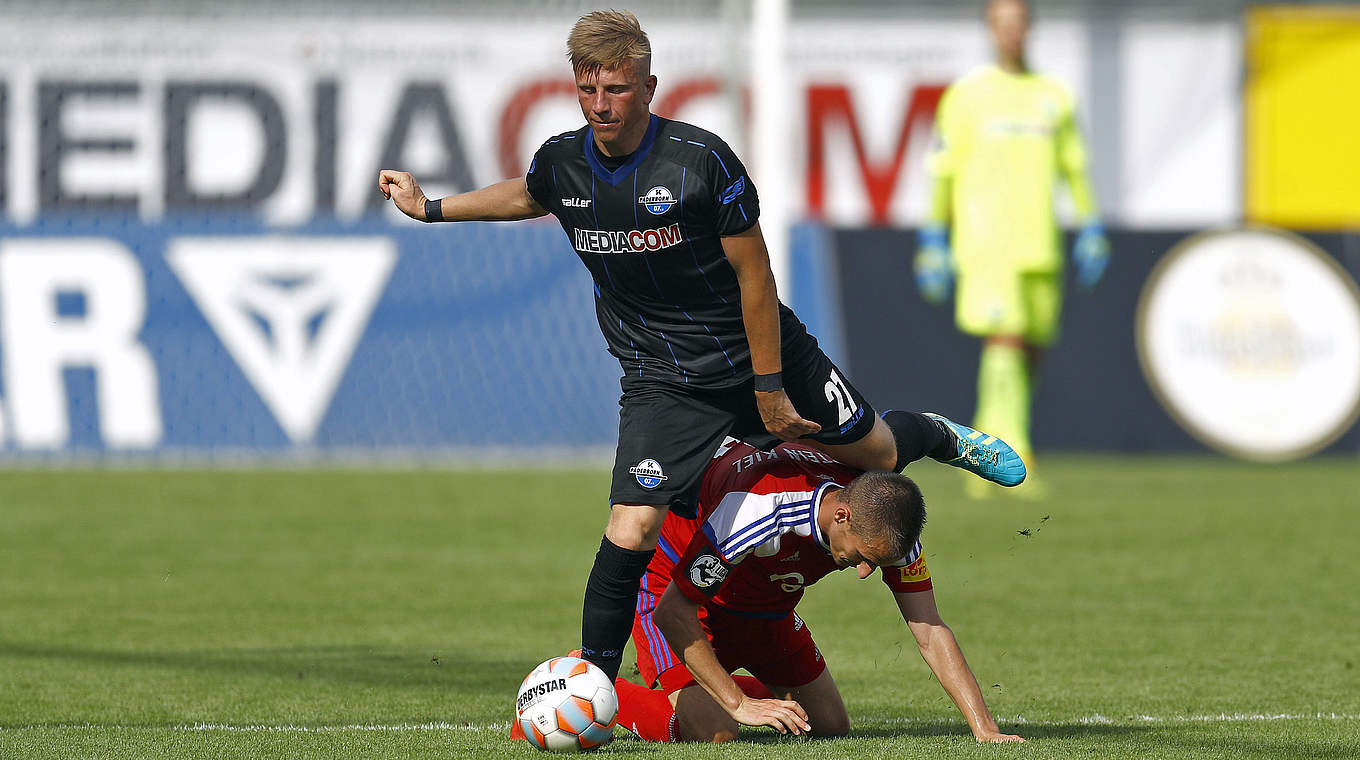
[377,170,430,221]
[1071,221,1110,290]
[730,695,812,735]
[975,729,1025,743]
[755,389,821,441]
[913,224,953,304]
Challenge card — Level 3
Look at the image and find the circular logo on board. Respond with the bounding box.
[1136,227,1360,461]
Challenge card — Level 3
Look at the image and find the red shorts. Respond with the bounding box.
[633,582,825,694]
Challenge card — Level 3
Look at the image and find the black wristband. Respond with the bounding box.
[753,372,783,392]
[423,197,444,223]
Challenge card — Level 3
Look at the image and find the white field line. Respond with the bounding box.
[892,712,1360,726]
[0,722,513,733]
[1019,712,1360,725]
[4,714,1359,732]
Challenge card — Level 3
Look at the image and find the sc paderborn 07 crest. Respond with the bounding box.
[629,459,668,489]
[638,186,676,215]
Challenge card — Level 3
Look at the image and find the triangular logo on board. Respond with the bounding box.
[168,237,396,444]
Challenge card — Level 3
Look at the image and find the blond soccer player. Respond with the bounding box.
[915,0,1109,495]
[381,10,1026,688]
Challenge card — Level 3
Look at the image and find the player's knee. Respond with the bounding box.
[676,710,739,743]
[863,424,902,471]
[818,420,897,472]
[865,449,898,472]
[605,504,667,550]
[708,726,739,743]
[811,714,850,738]
[680,722,738,743]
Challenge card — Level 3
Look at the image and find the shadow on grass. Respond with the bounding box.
[0,640,524,693]
[1137,724,1360,760]
[837,722,1359,760]
[843,722,1151,740]
[709,721,1150,746]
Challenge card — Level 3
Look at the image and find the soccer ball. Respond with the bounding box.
[515,656,618,752]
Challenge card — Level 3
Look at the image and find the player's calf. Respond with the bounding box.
[809,716,850,738]
[674,686,741,743]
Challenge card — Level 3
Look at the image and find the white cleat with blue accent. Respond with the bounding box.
[923,413,1027,487]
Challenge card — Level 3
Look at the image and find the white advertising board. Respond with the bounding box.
[0,12,1238,227]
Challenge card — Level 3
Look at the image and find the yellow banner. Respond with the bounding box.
[1246,7,1360,228]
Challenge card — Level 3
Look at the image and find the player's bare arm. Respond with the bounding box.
[377,171,547,222]
[721,223,820,441]
[894,589,1024,743]
[653,585,812,735]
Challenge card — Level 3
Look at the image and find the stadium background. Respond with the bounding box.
[0,0,1357,463]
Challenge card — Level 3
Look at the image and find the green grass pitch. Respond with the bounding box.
[2,456,1357,759]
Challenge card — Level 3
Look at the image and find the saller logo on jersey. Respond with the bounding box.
[688,552,729,590]
[629,459,668,489]
[573,224,683,254]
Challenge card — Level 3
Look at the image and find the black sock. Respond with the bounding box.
[881,410,953,471]
[580,536,655,680]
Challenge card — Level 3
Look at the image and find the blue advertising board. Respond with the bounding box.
[0,218,623,459]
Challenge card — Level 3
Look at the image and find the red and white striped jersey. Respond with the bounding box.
[652,440,931,619]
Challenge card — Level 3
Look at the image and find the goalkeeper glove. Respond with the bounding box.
[914,224,953,304]
[1072,222,1110,290]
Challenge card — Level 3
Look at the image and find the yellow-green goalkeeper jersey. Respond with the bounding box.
[927,65,1097,274]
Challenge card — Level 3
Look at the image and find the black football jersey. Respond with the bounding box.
[526,114,799,389]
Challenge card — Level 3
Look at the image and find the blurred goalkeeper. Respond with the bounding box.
[380,10,1025,685]
[916,0,1108,495]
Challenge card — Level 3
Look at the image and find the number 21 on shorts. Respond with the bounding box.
[823,369,858,426]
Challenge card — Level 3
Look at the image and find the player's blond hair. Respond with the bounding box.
[567,10,652,78]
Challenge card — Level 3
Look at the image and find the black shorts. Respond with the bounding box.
[609,331,875,519]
